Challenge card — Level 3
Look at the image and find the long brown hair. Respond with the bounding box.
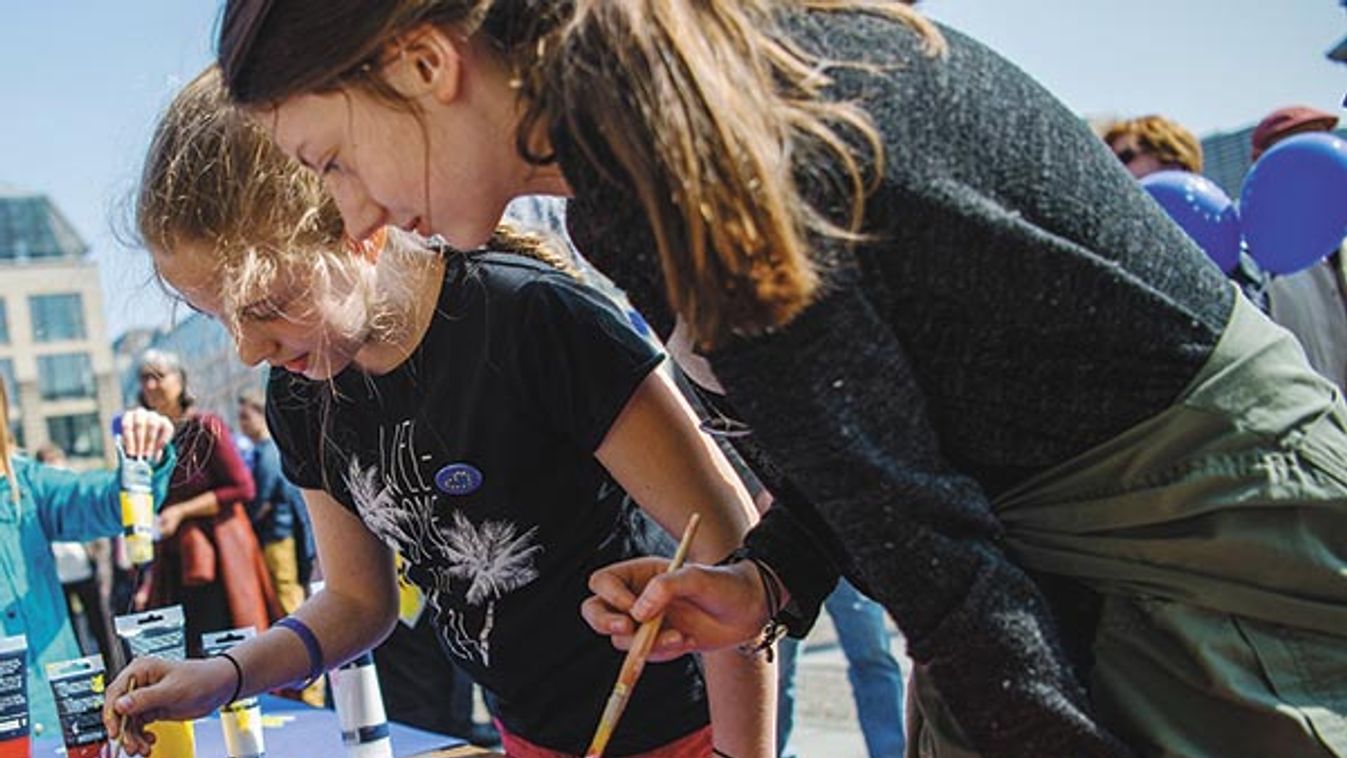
[219,0,944,345]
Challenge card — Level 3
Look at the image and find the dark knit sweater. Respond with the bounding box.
[562,11,1231,757]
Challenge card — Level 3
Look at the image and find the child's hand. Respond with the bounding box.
[102,656,237,756]
[119,408,175,461]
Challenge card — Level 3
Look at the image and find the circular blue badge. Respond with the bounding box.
[435,463,484,496]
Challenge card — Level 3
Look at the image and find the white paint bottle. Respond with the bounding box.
[330,652,393,758]
[201,628,265,758]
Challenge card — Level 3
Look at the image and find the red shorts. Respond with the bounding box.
[494,721,713,758]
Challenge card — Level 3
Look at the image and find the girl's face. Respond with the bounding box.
[154,243,374,382]
[261,27,569,250]
[265,76,504,250]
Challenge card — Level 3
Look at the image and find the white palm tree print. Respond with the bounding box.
[441,510,543,606]
[344,458,448,564]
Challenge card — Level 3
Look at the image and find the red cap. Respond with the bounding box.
[1251,106,1340,160]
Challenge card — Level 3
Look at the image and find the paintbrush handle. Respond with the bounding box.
[113,677,138,758]
[583,515,701,758]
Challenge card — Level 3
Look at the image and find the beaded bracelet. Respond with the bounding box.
[275,616,325,687]
[717,549,790,662]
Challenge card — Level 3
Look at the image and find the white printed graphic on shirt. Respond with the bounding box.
[342,420,542,667]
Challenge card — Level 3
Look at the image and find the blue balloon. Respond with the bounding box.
[1240,132,1347,275]
[1141,170,1241,273]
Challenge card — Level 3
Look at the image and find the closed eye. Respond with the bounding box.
[319,152,343,177]
[238,296,291,322]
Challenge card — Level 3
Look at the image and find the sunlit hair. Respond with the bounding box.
[218,0,945,346]
[137,66,578,368]
[1103,115,1204,174]
[0,378,18,504]
[140,65,583,490]
[135,66,352,343]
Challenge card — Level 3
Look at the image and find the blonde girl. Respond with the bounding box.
[103,67,770,758]
[157,1,1347,757]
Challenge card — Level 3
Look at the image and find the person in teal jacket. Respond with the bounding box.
[0,377,175,736]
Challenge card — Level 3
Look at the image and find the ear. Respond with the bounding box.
[383,23,465,105]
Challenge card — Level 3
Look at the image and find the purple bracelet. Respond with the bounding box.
[275,616,325,687]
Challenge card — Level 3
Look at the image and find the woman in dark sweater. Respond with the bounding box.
[118,3,1347,756]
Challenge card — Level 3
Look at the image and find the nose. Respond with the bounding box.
[235,330,280,368]
[326,174,385,243]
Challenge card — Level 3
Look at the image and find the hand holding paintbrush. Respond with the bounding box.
[584,514,701,758]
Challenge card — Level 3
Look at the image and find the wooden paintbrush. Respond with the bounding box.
[584,514,701,758]
[112,677,137,758]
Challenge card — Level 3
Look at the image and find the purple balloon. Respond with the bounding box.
[1141,170,1241,273]
[1240,133,1347,275]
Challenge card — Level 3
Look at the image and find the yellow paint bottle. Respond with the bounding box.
[146,720,196,757]
[118,455,155,565]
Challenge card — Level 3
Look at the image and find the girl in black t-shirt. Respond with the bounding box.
[104,68,772,758]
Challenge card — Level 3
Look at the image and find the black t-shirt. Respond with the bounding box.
[267,252,707,754]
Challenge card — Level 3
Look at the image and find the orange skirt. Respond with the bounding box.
[494,721,713,758]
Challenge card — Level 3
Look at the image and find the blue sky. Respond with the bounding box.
[1,1,1343,338]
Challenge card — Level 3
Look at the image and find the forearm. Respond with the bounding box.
[685,505,776,758]
[226,586,395,698]
[171,491,220,520]
[701,649,774,758]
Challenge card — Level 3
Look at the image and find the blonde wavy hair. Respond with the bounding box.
[136,66,577,352]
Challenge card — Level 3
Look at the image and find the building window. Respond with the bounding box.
[29,293,86,342]
[46,413,103,458]
[37,353,96,401]
[0,300,8,344]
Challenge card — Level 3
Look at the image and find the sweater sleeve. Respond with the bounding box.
[200,414,256,507]
[709,277,1129,758]
[739,498,841,636]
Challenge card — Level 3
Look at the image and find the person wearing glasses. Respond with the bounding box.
[1101,114,1203,179]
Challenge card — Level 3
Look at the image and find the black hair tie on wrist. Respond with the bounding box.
[219,650,244,705]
